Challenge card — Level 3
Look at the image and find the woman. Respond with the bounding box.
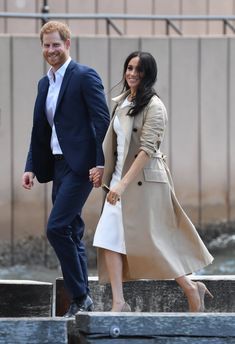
[90,51,213,312]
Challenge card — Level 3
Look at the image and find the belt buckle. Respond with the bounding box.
[54,154,64,160]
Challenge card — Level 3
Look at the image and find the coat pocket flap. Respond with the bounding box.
[143,169,168,183]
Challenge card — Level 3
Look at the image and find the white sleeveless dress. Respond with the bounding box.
[93,98,131,254]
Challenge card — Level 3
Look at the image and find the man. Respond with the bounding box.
[22,21,110,317]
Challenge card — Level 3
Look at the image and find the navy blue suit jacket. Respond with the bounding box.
[25,60,110,183]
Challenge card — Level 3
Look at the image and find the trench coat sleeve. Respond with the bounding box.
[140,96,167,157]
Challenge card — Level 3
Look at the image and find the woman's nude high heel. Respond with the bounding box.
[196,281,213,312]
[121,302,131,312]
[111,302,131,312]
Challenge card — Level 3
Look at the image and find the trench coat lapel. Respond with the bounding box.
[112,92,134,163]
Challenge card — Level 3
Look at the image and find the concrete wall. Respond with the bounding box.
[0,0,235,36]
[0,35,234,265]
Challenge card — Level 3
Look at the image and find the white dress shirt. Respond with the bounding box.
[45,57,71,154]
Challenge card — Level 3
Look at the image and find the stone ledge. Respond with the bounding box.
[0,280,53,317]
[56,275,233,315]
[76,312,235,344]
[0,318,72,344]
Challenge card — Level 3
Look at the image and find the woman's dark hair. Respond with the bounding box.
[122,51,158,117]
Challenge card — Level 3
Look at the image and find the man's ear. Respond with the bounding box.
[65,39,71,50]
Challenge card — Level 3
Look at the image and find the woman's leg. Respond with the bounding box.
[104,249,126,311]
[175,275,200,312]
[176,275,213,312]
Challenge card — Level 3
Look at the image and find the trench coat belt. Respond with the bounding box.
[152,150,169,172]
[152,150,167,162]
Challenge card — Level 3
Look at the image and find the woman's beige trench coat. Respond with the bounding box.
[97,91,213,284]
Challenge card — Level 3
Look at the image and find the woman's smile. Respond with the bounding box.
[125,56,143,93]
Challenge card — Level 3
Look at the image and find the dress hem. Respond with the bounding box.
[94,244,126,255]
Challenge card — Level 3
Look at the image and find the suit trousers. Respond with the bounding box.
[46,158,92,300]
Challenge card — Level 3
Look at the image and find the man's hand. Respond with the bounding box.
[89,167,104,188]
[22,172,35,190]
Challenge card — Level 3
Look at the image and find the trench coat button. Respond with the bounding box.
[133,128,137,132]
[137,181,142,186]
[114,151,117,156]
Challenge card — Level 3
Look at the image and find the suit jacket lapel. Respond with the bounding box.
[55,60,75,112]
[35,77,49,120]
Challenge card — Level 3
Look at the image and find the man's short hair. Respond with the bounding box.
[40,21,71,43]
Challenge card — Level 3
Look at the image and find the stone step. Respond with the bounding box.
[76,312,235,343]
[0,318,73,344]
[0,280,53,317]
[56,275,234,315]
[0,312,233,344]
